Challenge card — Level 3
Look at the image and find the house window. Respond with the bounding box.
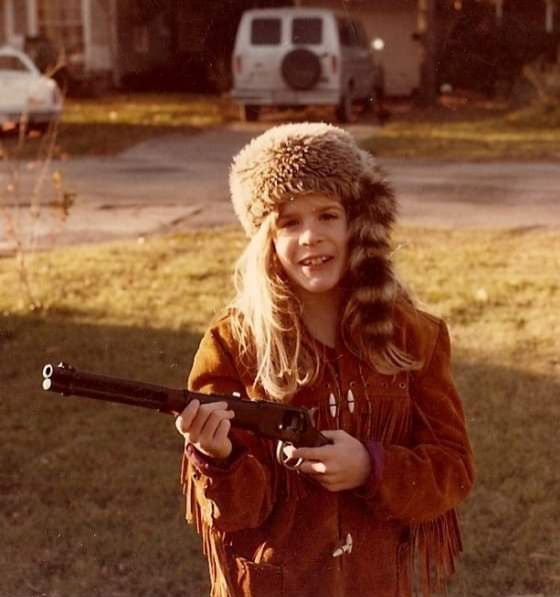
[37,0,84,61]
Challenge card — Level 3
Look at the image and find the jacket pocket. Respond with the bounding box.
[235,559,283,597]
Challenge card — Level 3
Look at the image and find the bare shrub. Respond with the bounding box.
[0,115,76,310]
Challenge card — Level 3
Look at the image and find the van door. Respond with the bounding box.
[233,14,286,91]
[288,15,338,92]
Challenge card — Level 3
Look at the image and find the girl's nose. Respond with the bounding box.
[299,222,322,246]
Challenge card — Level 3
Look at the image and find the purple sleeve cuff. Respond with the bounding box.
[354,440,384,500]
[186,442,248,477]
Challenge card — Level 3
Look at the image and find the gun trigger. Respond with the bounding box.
[276,441,303,471]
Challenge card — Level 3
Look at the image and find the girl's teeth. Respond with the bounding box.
[303,257,328,266]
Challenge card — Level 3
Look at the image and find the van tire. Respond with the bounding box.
[242,105,260,122]
[335,91,353,123]
[281,49,321,91]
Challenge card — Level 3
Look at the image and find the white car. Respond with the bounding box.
[0,47,63,131]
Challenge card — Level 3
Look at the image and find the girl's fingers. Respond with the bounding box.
[175,399,200,436]
[299,460,329,475]
[292,445,331,461]
[199,407,234,442]
[185,401,229,442]
[213,418,232,445]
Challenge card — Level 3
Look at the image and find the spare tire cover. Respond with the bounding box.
[281,49,321,91]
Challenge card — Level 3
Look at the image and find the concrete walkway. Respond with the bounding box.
[1,123,559,253]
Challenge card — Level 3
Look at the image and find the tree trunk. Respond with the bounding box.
[418,0,438,105]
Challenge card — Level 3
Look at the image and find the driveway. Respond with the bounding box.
[1,122,559,253]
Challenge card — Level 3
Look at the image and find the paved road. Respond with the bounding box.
[1,121,559,253]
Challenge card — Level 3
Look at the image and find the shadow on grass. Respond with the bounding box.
[1,312,209,597]
[1,313,559,597]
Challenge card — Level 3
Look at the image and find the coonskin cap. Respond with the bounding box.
[229,122,395,236]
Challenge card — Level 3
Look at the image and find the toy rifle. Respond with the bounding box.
[41,362,330,466]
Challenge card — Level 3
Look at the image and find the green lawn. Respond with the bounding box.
[1,93,559,160]
[365,100,560,161]
[1,227,559,596]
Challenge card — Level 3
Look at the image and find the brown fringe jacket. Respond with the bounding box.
[181,302,475,597]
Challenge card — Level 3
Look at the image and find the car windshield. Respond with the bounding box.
[0,55,29,72]
[292,18,323,45]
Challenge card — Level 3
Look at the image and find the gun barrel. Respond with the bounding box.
[42,362,170,410]
[41,362,330,447]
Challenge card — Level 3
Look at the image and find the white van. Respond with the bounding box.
[231,7,377,122]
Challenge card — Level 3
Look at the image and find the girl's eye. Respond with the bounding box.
[320,211,339,221]
[278,218,298,229]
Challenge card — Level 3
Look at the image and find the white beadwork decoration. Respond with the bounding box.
[332,533,353,558]
[347,389,355,414]
[328,393,337,418]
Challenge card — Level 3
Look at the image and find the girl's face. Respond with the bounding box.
[273,193,349,298]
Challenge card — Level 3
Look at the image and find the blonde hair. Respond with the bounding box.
[229,215,320,400]
[228,211,419,402]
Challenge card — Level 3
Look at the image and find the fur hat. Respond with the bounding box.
[230,122,399,353]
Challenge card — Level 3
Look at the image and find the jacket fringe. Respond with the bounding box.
[410,509,463,597]
[181,452,234,597]
[355,378,464,597]
[180,441,309,597]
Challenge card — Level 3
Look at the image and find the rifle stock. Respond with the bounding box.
[42,362,329,449]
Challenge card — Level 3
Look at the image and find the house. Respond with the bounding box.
[1,0,558,98]
[0,0,116,90]
[0,0,257,92]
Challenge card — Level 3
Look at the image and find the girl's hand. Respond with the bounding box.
[175,399,235,460]
[286,430,372,492]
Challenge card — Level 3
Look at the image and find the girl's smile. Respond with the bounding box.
[273,193,349,299]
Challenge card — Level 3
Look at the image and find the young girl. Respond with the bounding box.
[175,123,475,597]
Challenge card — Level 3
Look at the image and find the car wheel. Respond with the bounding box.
[335,90,353,123]
[32,122,50,135]
[281,49,321,91]
[242,105,260,122]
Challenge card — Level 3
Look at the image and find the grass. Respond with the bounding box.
[366,99,560,161]
[1,93,559,160]
[1,226,559,596]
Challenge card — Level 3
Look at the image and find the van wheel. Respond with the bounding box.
[242,105,260,122]
[335,91,353,123]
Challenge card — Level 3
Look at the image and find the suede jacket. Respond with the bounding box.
[181,302,475,597]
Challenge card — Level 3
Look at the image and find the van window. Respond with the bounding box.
[292,18,322,45]
[337,18,369,48]
[352,21,369,48]
[251,18,282,45]
[337,18,353,47]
